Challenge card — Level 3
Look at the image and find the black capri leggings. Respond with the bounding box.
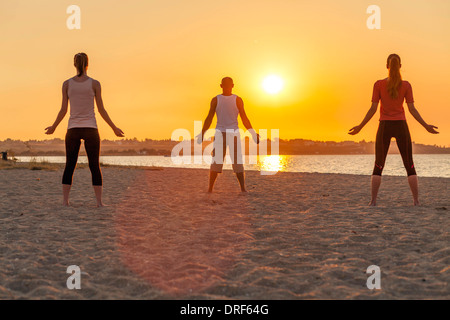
[373,120,416,176]
[62,127,102,186]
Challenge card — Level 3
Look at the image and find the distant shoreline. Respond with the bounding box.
[7,151,450,156]
[1,138,449,156]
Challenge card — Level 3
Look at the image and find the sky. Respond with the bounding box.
[1,0,449,146]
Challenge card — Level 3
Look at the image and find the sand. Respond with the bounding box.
[0,166,448,299]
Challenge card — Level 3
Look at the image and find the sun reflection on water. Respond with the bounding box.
[257,155,289,173]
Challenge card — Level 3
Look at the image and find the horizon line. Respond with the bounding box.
[0,137,449,148]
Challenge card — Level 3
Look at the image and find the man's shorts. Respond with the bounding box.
[210,130,244,173]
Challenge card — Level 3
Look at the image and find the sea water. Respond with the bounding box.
[15,154,450,178]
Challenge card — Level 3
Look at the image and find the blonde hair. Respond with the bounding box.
[386,54,402,99]
[74,53,88,77]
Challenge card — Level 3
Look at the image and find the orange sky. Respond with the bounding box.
[1,0,449,146]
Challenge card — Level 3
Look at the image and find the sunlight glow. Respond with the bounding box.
[262,75,284,94]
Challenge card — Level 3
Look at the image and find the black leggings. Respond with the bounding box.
[373,120,416,176]
[62,128,102,186]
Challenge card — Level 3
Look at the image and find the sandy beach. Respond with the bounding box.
[0,165,448,299]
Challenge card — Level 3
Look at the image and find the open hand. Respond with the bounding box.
[425,124,439,134]
[348,125,362,135]
[45,126,56,135]
[195,133,203,144]
[248,129,260,144]
[113,126,125,137]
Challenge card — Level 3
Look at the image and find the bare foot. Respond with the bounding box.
[63,201,70,207]
[368,200,377,206]
[97,202,108,207]
[413,200,421,206]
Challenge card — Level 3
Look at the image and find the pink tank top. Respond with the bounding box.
[67,77,98,129]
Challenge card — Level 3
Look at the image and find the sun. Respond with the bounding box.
[262,75,284,94]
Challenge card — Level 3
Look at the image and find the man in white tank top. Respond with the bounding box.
[198,77,259,193]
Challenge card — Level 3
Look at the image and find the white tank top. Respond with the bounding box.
[67,77,98,129]
[215,94,239,132]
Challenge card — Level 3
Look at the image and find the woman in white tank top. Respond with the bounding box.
[45,53,124,207]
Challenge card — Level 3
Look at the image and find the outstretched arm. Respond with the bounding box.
[199,97,217,140]
[93,80,124,137]
[237,97,259,143]
[348,102,378,135]
[407,103,439,134]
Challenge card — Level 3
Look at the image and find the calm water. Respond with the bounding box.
[16,154,450,178]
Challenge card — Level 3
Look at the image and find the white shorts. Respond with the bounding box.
[210,131,244,173]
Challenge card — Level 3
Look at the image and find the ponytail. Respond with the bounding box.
[74,53,88,77]
[386,54,402,99]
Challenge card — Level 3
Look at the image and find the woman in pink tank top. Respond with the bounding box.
[349,54,439,206]
[45,53,124,207]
